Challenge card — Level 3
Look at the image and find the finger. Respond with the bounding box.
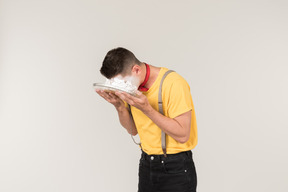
[116,92,137,106]
[107,92,117,100]
[96,89,106,94]
[101,90,112,97]
[121,92,141,103]
[114,91,124,99]
[135,90,142,96]
[108,92,120,100]
[98,90,113,101]
[96,90,105,97]
[115,91,130,102]
[103,91,121,103]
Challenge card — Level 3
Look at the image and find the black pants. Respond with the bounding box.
[138,150,197,192]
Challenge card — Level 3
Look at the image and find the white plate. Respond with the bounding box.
[93,83,137,96]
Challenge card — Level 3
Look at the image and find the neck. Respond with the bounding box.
[143,64,160,89]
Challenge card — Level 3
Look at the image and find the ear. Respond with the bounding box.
[131,64,142,75]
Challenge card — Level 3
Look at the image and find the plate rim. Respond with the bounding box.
[93,83,136,95]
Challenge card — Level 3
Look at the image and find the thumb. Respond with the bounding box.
[135,90,142,97]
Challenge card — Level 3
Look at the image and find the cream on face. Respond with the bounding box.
[104,74,140,94]
[113,74,141,88]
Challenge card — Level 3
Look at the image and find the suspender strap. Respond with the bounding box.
[128,104,143,151]
[158,70,175,157]
[128,69,175,157]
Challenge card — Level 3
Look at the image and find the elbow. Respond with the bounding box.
[178,135,189,144]
[131,132,138,136]
[130,129,138,136]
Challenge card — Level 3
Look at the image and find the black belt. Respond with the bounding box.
[141,149,192,161]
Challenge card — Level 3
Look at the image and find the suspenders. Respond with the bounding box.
[128,70,175,157]
[158,70,175,157]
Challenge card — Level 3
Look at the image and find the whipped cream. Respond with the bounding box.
[105,78,138,93]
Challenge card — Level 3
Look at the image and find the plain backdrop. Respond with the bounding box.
[0,0,288,192]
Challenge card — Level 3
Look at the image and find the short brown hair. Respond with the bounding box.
[100,47,141,79]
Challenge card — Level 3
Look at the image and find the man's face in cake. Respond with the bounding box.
[110,64,144,89]
[112,74,141,88]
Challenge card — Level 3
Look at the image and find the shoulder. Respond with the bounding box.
[162,70,190,89]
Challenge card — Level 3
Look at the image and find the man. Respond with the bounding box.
[96,47,198,192]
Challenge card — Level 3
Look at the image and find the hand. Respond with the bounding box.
[95,89,125,109]
[114,90,152,114]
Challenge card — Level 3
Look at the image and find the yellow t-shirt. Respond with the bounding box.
[127,67,197,155]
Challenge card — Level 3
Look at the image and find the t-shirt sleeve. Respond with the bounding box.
[166,78,193,119]
[123,100,129,108]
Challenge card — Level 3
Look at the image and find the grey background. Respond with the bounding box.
[0,0,287,192]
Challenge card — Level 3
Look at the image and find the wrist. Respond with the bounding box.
[142,104,154,116]
[115,103,126,112]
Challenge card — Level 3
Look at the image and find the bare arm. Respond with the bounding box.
[143,106,191,143]
[115,91,191,143]
[115,104,138,136]
[96,90,138,136]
